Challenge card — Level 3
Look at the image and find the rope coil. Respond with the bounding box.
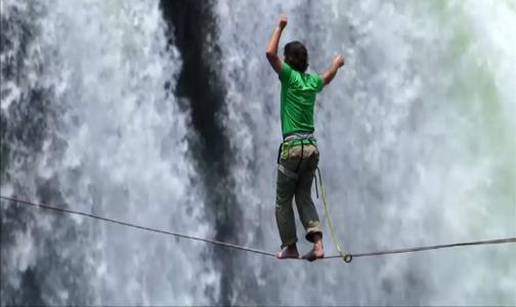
[1,195,515,261]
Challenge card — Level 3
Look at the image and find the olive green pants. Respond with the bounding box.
[276,144,323,248]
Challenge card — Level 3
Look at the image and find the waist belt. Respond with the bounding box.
[283,132,315,142]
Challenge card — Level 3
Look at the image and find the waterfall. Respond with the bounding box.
[1,0,515,305]
[1,0,213,305]
[215,0,516,305]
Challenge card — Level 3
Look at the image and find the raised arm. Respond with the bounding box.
[266,15,287,74]
[322,54,345,85]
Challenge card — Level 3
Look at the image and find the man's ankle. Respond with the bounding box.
[283,243,297,249]
[311,233,322,243]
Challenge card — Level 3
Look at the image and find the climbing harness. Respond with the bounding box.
[1,195,515,262]
[276,132,316,180]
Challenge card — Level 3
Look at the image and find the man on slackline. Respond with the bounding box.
[266,15,345,261]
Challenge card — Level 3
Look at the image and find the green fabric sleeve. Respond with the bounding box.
[314,74,324,92]
[279,62,292,83]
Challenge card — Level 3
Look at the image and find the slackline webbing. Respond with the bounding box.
[1,195,515,262]
[0,195,274,257]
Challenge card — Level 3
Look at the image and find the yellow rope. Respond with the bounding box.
[317,168,352,263]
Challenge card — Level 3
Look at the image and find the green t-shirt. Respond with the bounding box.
[279,63,324,138]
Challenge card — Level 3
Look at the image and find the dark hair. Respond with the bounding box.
[284,41,308,73]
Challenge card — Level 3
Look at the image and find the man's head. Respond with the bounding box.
[284,41,308,73]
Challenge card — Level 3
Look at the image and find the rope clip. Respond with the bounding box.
[343,254,353,263]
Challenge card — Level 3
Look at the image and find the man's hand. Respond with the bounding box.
[266,15,287,74]
[333,54,345,68]
[278,15,288,30]
[323,54,346,85]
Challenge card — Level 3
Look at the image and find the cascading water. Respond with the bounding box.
[1,0,215,305]
[1,0,515,305]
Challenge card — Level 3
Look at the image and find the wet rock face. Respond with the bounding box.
[159,1,249,305]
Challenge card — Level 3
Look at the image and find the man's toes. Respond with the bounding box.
[276,250,287,259]
[303,249,325,261]
[302,251,317,262]
[276,248,299,259]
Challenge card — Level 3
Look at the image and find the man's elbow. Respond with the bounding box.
[266,51,277,60]
[322,74,331,85]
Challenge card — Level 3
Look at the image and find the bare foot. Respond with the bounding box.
[302,240,324,262]
[276,245,300,259]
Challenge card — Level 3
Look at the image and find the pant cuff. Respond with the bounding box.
[281,238,298,248]
[305,224,323,243]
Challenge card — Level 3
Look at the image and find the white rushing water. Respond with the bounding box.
[1,0,214,305]
[1,0,515,305]
[216,0,516,305]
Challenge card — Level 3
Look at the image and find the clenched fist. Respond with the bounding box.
[278,15,288,29]
[333,54,345,68]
